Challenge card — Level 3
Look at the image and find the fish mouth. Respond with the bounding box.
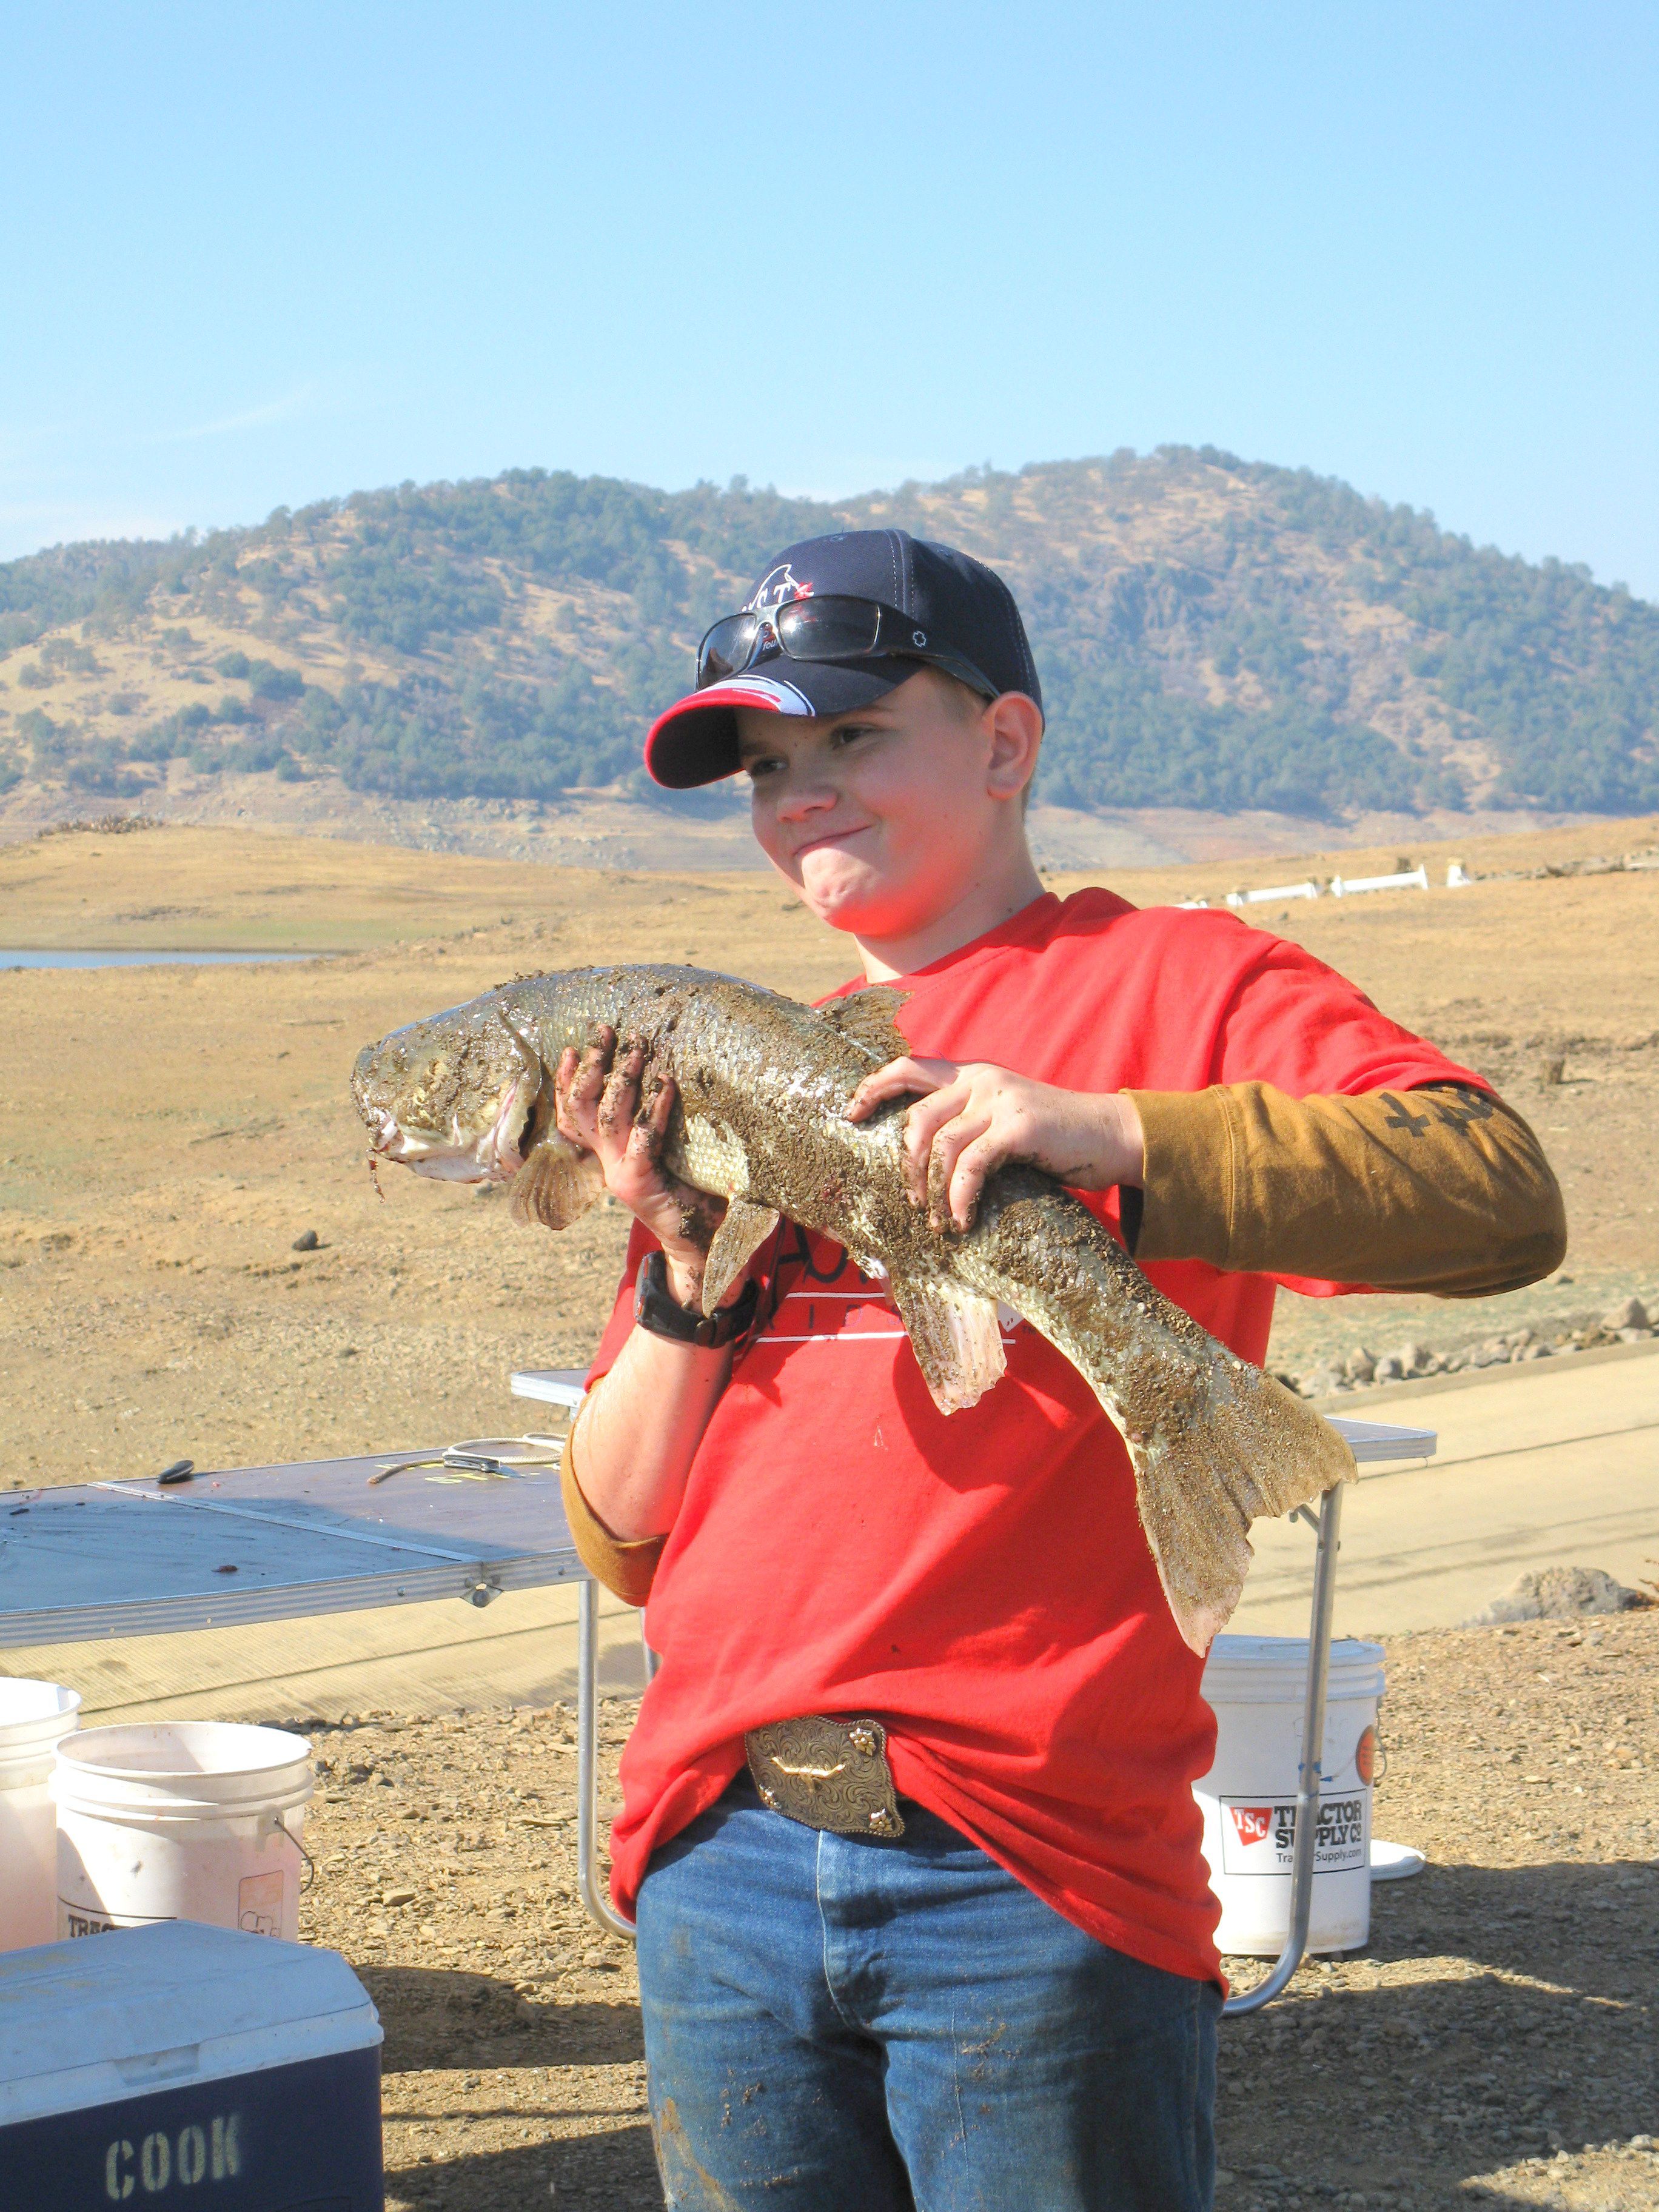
[368,1074,539,1184]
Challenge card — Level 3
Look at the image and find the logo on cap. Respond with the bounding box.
[747,563,814,611]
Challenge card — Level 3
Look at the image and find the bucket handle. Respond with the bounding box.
[263,1812,316,1893]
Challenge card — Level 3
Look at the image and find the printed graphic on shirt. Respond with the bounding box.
[1219,1790,1369,1875]
[749,1233,1018,1353]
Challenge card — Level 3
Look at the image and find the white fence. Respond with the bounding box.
[1330,865,1429,898]
[1207,863,1446,910]
[1224,879,1321,908]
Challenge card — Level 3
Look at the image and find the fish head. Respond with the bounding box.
[352,997,548,1184]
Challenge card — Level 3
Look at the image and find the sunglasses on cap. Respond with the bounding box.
[695,595,1000,702]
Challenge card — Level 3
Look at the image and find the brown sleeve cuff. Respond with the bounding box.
[1127,1082,1566,1297]
[1129,1087,1239,1272]
[560,1432,663,1606]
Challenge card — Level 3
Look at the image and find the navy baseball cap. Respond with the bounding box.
[644,528,1042,789]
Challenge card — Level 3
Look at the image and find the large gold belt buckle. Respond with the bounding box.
[745,1715,905,1838]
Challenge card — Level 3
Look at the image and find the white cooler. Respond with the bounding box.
[0,1920,383,2209]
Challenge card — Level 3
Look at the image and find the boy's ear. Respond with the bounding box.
[984,692,1044,801]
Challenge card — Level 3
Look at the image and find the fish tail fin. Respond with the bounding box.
[1121,1369,1356,1654]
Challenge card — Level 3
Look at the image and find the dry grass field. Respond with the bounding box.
[2,814,1658,1489]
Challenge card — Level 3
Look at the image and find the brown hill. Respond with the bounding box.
[2,451,1654,852]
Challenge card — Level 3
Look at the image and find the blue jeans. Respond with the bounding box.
[635,1771,1218,2212]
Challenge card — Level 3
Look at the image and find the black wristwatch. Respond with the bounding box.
[634,1249,760,1349]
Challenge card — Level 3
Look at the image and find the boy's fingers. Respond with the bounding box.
[845,1056,956,1121]
[923,1113,994,1231]
[570,1027,615,1110]
[945,1133,1005,1233]
[596,1044,644,1138]
[554,1047,593,1147]
[900,1086,971,1202]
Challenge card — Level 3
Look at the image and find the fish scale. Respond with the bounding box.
[353,963,1354,1651]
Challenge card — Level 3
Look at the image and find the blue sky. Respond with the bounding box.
[4,4,1657,594]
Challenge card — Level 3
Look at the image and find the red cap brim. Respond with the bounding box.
[643,662,909,788]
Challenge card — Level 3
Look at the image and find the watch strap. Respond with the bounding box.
[634,1248,759,1349]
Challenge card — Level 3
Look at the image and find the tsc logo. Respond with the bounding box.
[1219,1793,1368,1874]
[746,563,814,611]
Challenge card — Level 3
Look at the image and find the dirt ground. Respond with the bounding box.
[290,1611,1658,2211]
[2,813,1657,1490]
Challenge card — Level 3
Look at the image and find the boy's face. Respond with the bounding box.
[736,668,1032,941]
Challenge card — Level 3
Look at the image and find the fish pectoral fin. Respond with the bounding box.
[700,1199,782,1315]
[889,1272,1007,1415]
[508,1137,605,1231]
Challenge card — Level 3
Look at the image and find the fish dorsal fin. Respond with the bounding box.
[888,1271,1007,1415]
[508,1136,605,1231]
[701,1198,782,1315]
[819,985,911,1067]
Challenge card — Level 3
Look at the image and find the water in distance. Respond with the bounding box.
[0,949,314,970]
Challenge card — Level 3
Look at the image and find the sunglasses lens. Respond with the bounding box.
[697,615,759,686]
[774,597,883,662]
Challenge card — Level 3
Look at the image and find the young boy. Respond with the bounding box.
[557,531,1564,2211]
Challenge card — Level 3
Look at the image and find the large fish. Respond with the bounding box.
[352,964,1353,1650]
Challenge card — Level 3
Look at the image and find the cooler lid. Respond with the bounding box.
[0,1924,377,2090]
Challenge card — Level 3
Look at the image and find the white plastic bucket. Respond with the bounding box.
[52,1723,313,1943]
[1194,1635,1386,1956]
[0,1680,82,1952]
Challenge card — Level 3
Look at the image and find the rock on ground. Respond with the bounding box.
[1465,1566,1644,1626]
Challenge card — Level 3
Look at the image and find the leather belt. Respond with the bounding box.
[745,1715,905,1838]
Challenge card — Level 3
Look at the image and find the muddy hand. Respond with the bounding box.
[554,1027,724,1299]
[846,1055,1146,1233]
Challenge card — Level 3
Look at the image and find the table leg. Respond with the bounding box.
[577,1577,637,1942]
[1222,1479,1345,2016]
